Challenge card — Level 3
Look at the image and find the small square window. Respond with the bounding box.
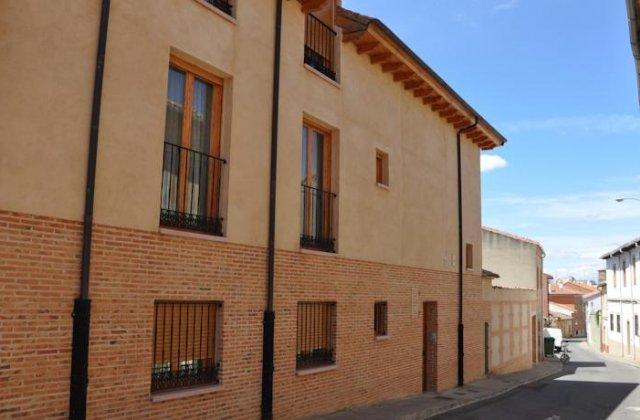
[374,301,388,337]
[465,243,474,270]
[376,149,389,187]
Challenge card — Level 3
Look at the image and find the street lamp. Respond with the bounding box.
[615,197,640,203]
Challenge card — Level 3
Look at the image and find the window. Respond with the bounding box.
[304,13,337,80]
[151,301,221,393]
[623,261,628,287]
[636,315,639,336]
[296,302,336,370]
[613,264,617,288]
[300,122,336,252]
[161,56,225,236]
[617,314,621,332]
[374,302,388,337]
[465,243,474,270]
[204,0,233,16]
[375,149,389,187]
[633,256,637,286]
[611,314,615,331]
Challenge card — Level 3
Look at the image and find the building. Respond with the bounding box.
[584,290,602,351]
[548,278,597,337]
[599,269,609,353]
[481,227,546,374]
[626,0,640,103]
[601,237,640,361]
[543,273,553,319]
[0,0,507,418]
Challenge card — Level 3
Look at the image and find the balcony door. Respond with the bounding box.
[300,122,334,251]
[161,56,224,235]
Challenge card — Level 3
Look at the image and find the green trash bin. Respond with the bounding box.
[544,337,555,356]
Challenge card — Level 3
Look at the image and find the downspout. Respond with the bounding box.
[68,0,110,418]
[261,0,283,418]
[456,116,478,388]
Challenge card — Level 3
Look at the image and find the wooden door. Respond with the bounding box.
[423,302,437,392]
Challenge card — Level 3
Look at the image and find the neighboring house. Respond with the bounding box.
[543,273,553,319]
[626,0,640,103]
[599,269,609,353]
[601,237,640,361]
[548,279,597,337]
[0,0,507,418]
[548,301,574,338]
[584,290,602,352]
[481,227,546,375]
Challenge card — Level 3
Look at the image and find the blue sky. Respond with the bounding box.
[343,0,640,280]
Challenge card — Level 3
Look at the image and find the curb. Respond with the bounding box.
[424,362,564,419]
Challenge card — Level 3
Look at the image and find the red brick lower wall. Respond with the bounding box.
[1,211,488,418]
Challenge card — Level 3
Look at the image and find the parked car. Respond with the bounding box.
[544,327,563,351]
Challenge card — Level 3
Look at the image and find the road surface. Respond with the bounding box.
[436,340,640,419]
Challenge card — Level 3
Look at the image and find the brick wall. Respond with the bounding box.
[1,211,488,418]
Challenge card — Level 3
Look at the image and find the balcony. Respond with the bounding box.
[300,184,336,253]
[304,14,337,80]
[160,142,225,236]
[204,0,232,16]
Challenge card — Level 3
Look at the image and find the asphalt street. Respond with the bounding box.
[435,340,640,420]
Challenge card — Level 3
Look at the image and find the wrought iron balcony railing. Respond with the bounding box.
[304,14,337,80]
[300,184,336,253]
[204,0,232,16]
[160,142,225,236]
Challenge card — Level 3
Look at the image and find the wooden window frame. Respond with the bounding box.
[166,55,224,220]
[374,301,388,337]
[301,121,334,245]
[301,120,332,193]
[375,149,389,187]
[465,243,474,270]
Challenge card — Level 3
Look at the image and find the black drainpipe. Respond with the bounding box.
[261,0,283,418]
[68,1,110,418]
[456,116,478,388]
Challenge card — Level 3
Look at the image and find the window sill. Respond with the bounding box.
[193,0,237,24]
[376,182,390,190]
[296,364,337,376]
[375,335,390,341]
[150,384,222,403]
[300,247,339,257]
[159,228,228,243]
[304,64,341,89]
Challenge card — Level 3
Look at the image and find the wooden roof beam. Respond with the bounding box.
[473,135,488,144]
[356,41,380,54]
[423,95,442,105]
[393,71,414,82]
[381,62,403,73]
[478,140,494,148]
[404,79,424,90]
[342,31,366,43]
[447,115,465,124]
[431,102,450,112]
[299,0,330,13]
[370,52,392,64]
[439,108,457,118]
[414,87,434,98]
[454,119,473,129]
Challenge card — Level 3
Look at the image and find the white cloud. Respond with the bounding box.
[493,0,519,12]
[502,114,640,135]
[486,190,640,221]
[481,154,508,172]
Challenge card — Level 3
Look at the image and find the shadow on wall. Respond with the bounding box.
[435,362,638,419]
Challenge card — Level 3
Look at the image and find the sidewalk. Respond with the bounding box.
[315,360,563,420]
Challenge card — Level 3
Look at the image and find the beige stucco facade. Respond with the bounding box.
[1,0,507,417]
[1,0,484,273]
